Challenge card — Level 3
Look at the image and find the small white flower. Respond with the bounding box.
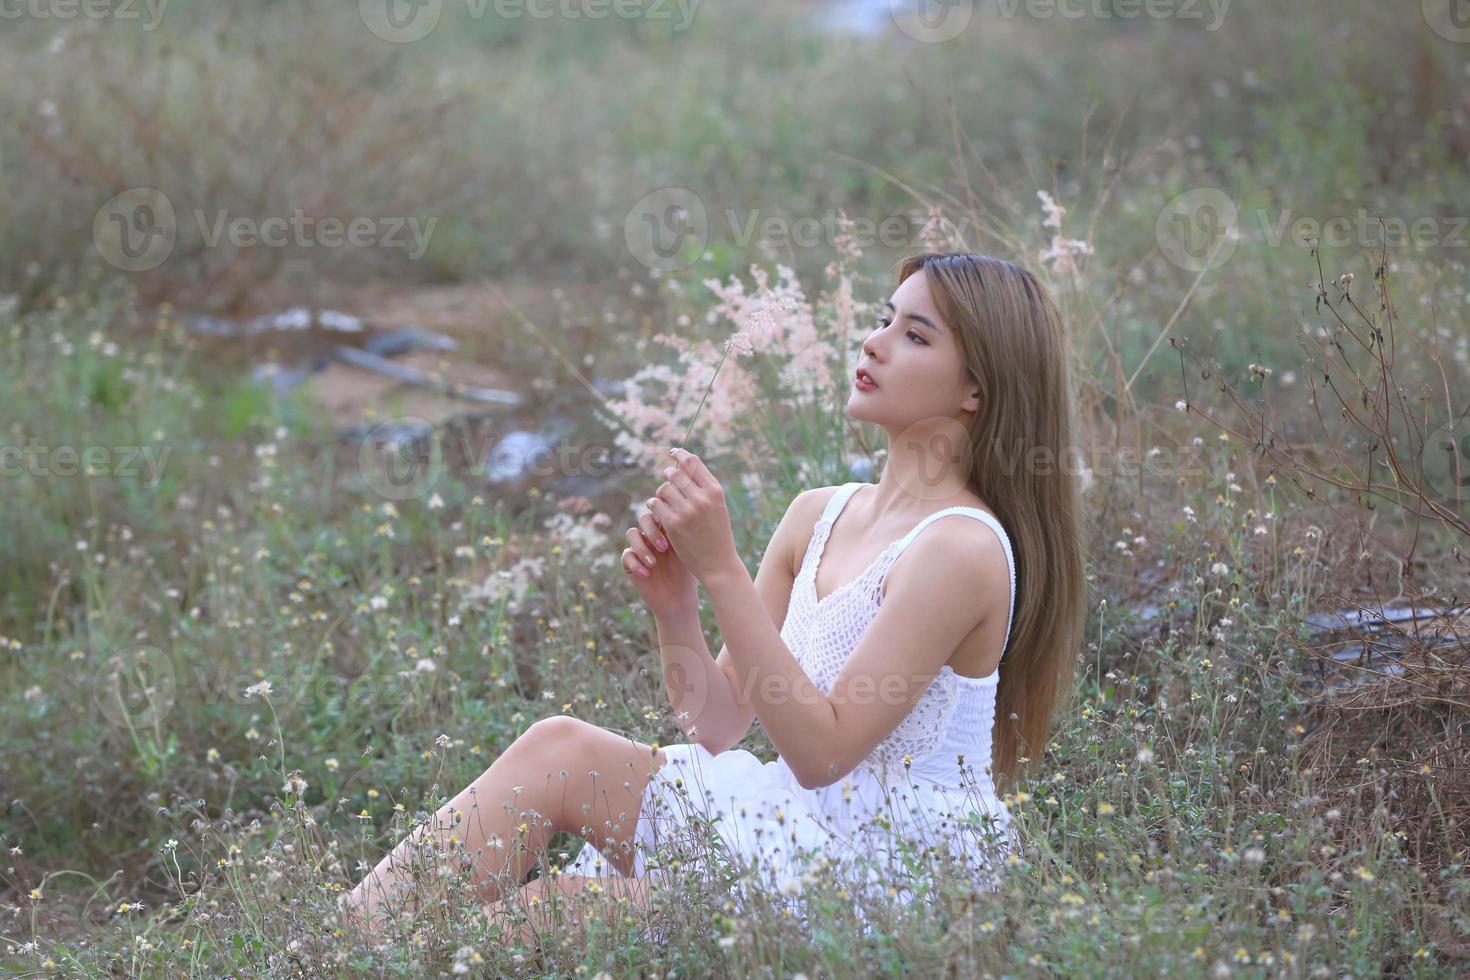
[427,493,444,510]
[1210,562,1229,577]
[369,595,389,610]
[245,680,273,699]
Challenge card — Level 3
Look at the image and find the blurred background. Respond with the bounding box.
[2,0,1469,974]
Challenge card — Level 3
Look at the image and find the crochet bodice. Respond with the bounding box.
[777,482,1017,791]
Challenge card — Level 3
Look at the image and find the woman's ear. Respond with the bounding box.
[962,369,981,415]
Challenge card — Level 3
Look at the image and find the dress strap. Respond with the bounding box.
[888,507,1018,658]
[817,482,866,526]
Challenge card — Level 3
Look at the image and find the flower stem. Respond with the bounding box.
[677,347,731,450]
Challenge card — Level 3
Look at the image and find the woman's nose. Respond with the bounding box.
[861,328,883,359]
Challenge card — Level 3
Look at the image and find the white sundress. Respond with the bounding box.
[564,481,1021,921]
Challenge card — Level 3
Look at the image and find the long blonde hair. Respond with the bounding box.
[895,252,1089,793]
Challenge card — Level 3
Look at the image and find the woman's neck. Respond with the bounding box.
[867,447,976,522]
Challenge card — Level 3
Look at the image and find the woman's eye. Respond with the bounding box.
[906,330,927,345]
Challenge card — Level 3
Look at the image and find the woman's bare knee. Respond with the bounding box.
[516,716,670,876]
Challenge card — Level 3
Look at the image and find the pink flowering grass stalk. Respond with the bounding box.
[605,254,868,473]
[676,331,755,451]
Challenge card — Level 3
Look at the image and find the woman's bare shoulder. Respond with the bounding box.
[764,485,847,576]
[791,484,851,521]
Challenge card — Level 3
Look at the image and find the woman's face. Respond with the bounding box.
[848,272,979,432]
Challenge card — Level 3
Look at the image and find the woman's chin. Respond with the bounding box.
[845,399,877,425]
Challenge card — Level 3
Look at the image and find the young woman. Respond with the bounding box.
[342,251,1088,944]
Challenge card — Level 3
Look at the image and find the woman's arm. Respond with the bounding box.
[702,521,1001,790]
[651,603,734,753]
[648,451,1000,789]
[652,490,813,755]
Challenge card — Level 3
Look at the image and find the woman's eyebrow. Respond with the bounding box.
[884,300,943,334]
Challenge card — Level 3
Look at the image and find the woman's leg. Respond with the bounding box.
[342,715,669,933]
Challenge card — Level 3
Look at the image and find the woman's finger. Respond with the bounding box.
[639,511,669,552]
[648,495,673,526]
[663,462,695,495]
[624,526,657,567]
[622,547,650,578]
[668,448,715,490]
[656,479,690,513]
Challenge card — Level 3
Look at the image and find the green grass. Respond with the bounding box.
[2,256,1466,974]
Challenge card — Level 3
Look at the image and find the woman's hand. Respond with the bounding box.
[622,502,698,618]
[645,448,740,584]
